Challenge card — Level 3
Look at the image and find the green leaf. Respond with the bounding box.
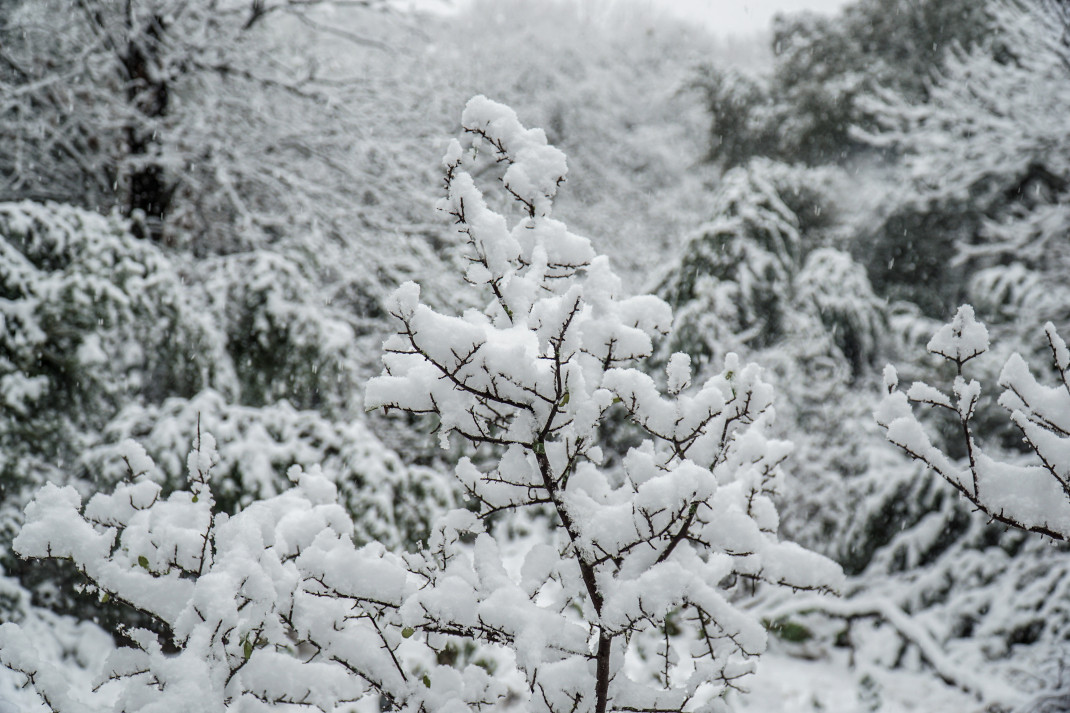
[401,627,415,639]
[422,674,431,688]
[243,638,253,660]
[192,494,198,503]
[137,555,149,570]
[473,657,497,675]
[763,617,812,643]
[532,441,545,455]
[558,392,570,407]
[100,592,110,604]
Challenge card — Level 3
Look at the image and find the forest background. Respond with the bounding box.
[1,0,1069,711]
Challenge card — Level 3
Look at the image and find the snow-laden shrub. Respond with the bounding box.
[200,249,363,413]
[0,200,390,615]
[0,434,416,712]
[84,390,452,549]
[366,96,842,713]
[0,202,227,455]
[654,159,884,377]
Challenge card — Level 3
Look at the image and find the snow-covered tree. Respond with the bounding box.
[0,0,396,250]
[654,159,884,377]
[694,0,986,168]
[654,160,804,363]
[366,96,842,713]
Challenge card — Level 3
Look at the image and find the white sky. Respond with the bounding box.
[659,0,852,36]
[406,0,853,38]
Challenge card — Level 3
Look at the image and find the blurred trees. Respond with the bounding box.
[0,200,450,637]
[0,0,390,249]
[671,1,1070,701]
[860,0,1070,328]
[656,158,884,377]
[694,0,987,169]
[0,1,462,666]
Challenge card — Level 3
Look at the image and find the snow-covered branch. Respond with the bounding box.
[878,305,1070,541]
[761,594,1010,704]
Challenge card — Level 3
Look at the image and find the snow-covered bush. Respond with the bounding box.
[0,433,417,712]
[654,159,883,378]
[366,96,842,713]
[0,202,225,447]
[200,249,362,412]
[85,390,452,549]
[0,195,450,690]
[878,304,1070,541]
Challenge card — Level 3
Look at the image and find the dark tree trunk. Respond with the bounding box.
[120,11,173,242]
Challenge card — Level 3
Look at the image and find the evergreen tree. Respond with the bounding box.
[694,0,987,168]
[858,0,1070,322]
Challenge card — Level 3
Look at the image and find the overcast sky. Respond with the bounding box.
[408,0,853,38]
[660,0,851,36]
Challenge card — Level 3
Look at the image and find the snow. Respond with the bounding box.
[733,650,984,713]
[905,382,951,410]
[667,352,693,394]
[1046,322,1070,373]
[926,305,990,365]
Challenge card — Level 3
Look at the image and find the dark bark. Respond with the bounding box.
[120,10,173,242]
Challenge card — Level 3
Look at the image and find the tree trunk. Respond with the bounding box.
[120,10,172,242]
